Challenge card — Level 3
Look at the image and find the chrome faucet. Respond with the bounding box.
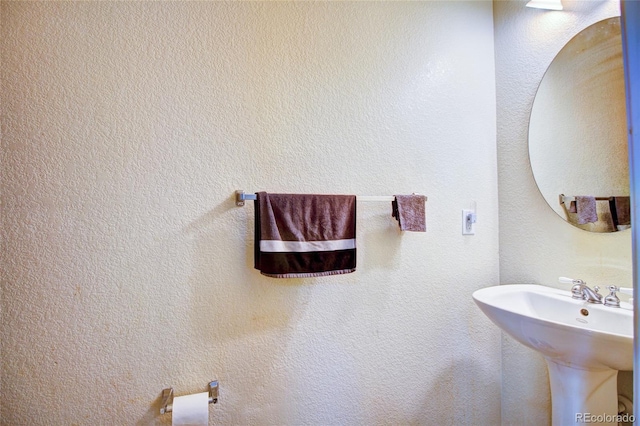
[559,277,603,303]
[576,282,603,303]
[604,286,621,308]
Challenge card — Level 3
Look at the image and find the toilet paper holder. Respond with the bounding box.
[160,381,219,415]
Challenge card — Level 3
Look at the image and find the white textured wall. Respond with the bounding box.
[494,1,630,424]
[1,2,500,425]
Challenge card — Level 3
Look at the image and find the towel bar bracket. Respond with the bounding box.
[235,190,246,206]
[160,380,219,415]
[236,190,257,206]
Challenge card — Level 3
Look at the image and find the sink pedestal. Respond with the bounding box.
[546,359,618,426]
[472,284,633,426]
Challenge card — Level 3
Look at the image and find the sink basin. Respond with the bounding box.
[473,284,633,426]
[473,284,632,370]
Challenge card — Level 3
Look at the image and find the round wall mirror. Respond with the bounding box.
[528,17,629,233]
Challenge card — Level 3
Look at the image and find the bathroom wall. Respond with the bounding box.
[1,2,500,425]
[494,1,630,424]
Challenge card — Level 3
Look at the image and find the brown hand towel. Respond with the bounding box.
[576,196,598,224]
[392,195,426,232]
[611,196,631,226]
[255,192,356,278]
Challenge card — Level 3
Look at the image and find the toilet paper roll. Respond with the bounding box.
[171,391,209,426]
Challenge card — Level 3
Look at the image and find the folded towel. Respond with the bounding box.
[254,192,357,278]
[576,196,598,224]
[392,195,426,232]
[610,196,631,227]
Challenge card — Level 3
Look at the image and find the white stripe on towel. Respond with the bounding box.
[260,239,356,253]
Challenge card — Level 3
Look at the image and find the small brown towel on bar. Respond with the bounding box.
[254,192,356,278]
[610,196,631,227]
[576,196,598,224]
[392,195,426,232]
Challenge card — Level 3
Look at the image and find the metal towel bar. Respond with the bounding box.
[559,194,620,205]
[235,190,426,207]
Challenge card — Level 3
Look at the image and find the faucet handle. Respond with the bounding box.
[560,277,587,299]
[604,285,621,308]
[618,287,633,296]
[559,277,585,285]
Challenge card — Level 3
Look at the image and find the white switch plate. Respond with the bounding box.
[462,209,476,235]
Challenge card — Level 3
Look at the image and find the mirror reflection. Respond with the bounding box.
[528,17,629,233]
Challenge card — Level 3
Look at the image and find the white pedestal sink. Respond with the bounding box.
[472,284,633,426]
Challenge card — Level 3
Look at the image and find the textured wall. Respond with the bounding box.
[1,2,500,425]
[494,1,630,425]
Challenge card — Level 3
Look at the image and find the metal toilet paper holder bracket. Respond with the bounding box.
[160,380,219,415]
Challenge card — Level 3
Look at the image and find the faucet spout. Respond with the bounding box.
[560,277,604,303]
[581,285,603,303]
